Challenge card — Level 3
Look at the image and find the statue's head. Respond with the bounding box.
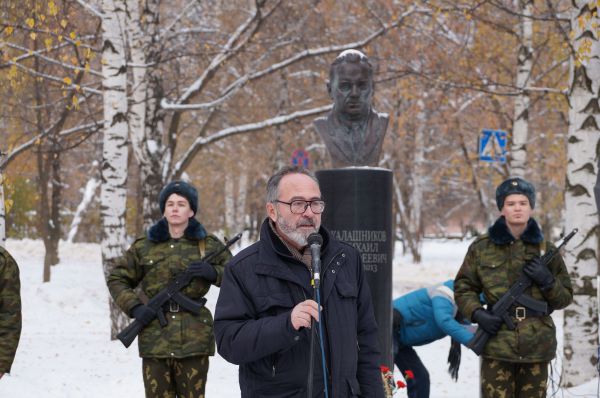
[327,50,374,122]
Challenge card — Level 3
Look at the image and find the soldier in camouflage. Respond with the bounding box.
[454,177,573,398]
[108,180,232,398]
[0,246,21,379]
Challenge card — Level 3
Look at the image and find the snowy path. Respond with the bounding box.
[0,238,597,397]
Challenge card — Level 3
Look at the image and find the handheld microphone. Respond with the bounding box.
[307,233,323,288]
[306,232,329,398]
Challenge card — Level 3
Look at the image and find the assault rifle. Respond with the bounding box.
[469,228,578,356]
[117,232,242,348]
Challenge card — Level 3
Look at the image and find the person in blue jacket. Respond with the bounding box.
[392,280,475,398]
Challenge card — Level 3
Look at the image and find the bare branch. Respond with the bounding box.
[163,5,422,111]
[6,60,102,95]
[159,0,198,41]
[176,1,280,105]
[171,104,332,178]
[2,42,103,77]
[75,0,103,19]
[399,65,567,97]
[0,122,102,170]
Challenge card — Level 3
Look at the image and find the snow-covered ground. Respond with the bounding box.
[0,238,598,397]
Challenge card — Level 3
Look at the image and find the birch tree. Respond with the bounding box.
[126,0,165,228]
[100,0,130,338]
[562,0,600,387]
[509,0,534,177]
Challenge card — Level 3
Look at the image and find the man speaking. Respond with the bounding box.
[214,166,384,397]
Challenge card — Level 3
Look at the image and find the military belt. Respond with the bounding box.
[509,305,546,321]
[163,300,180,313]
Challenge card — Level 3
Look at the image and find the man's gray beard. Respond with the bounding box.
[276,213,317,248]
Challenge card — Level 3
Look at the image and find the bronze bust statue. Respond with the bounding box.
[314,50,389,168]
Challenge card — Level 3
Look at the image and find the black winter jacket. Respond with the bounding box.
[214,219,384,398]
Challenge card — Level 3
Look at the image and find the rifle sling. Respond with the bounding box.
[515,292,549,313]
[511,239,550,315]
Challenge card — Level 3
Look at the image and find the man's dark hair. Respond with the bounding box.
[329,50,374,84]
[266,166,319,203]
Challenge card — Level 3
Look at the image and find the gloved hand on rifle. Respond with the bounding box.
[188,261,217,283]
[131,304,157,326]
[523,256,554,291]
[472,308,503,336]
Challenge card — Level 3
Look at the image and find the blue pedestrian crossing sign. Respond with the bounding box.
[479,129,507,163]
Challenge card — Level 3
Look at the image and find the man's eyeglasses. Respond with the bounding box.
[275,199,325,214]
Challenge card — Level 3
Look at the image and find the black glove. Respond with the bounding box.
[188,261,217,283]
[523,256,554,291]
[131,304,156,326]
[472,308,503,336]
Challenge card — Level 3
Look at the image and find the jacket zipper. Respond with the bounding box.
[313,252,341,391]
[273,252,342,381]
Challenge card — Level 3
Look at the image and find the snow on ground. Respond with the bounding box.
[0,238,598,397]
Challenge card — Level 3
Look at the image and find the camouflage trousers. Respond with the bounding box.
[142,356,209,398]
[481,358,548,398]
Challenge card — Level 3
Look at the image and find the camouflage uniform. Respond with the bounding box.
[142,356,209,398]
[455,217,573,398]
[108,218,232,397]
[0,246,22,374]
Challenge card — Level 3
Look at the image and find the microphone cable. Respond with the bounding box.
[315,275,329,398]
[307,233,329,398]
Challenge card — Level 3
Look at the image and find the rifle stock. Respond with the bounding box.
[118,321,144,348]
[468,228,577,356]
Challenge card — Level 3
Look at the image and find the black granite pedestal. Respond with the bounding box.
[316,168,393,368]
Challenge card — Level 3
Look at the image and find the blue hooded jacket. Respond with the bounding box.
[392,280,474,347]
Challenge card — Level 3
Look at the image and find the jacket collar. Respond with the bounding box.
[147,217,207,242]
[488,216,543,245]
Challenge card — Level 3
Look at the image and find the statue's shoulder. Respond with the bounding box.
[370,109,389,124]
[313,112,336,137]
[367,109,389,138]
[314,112,334,127]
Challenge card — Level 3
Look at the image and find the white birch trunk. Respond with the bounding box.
[127,0,166,228]
[225,171,248,236]
[235,170,248,231]
[100,0,131,339]
[510,0,533,177]
[562,0,600,387]
[67,178,100,243]
[127,0,148,169]
[409,109,426,262]
[224,173,235,233]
